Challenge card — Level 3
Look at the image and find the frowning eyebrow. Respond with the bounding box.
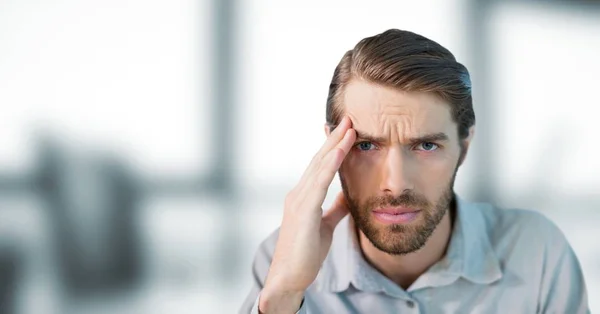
[328,123,449,145]
[354,130,449,145]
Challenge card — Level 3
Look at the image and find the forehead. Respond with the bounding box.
[342,79,456,138]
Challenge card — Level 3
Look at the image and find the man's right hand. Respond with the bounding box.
[258,116,356,313]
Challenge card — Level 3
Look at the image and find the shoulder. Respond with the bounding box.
[472,201,571,260]
[469,201,589,312]
[481,203,566,243]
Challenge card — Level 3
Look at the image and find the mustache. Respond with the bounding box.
[364,192,430,209]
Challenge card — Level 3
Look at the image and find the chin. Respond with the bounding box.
[361,217,433,255]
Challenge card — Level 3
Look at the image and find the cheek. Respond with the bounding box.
[412,153,458,194]
[340,151,381,194]
[413,153,453,173]
[344,149,379,166]
[342,150,382,176]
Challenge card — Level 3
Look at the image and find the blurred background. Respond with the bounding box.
[0,0,598,313]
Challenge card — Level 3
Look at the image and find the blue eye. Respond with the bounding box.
[357,142,376,151]
[418,142,439,151]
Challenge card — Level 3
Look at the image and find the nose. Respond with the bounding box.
[379,146,414,195]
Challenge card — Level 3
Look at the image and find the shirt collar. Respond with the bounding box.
[315,194,503,293]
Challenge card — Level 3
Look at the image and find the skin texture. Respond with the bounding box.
[259,79,474,313]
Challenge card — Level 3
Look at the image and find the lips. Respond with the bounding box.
[372,207,421,224]
[373,207,419,215]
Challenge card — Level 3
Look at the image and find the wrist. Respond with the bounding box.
[259,285,304,314]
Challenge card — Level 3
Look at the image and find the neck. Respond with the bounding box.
[358,200,456,290]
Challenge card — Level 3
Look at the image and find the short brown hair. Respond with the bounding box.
[326,29,475,139]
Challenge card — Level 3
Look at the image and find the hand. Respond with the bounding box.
[259,116,356,313]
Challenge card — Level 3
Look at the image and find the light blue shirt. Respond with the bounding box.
[240,195,589,313]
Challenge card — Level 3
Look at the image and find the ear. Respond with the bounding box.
[324,123,332,137]
[458,126,475,167]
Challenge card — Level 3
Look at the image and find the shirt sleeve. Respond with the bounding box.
[537,218,590,314]
[248,294,306,314]
[238,229,308,314]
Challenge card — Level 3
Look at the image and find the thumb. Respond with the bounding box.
[322,192,350,230]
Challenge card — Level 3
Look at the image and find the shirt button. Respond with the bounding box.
[406,300,415,308]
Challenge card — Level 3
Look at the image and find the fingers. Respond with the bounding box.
[315,128,355,188]
[299,128,356,209]
[316,116,352,158]
[299,116,352,184]
[322,192,350,230]
[292,116,355,216]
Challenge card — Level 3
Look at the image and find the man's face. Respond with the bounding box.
[334,80,468,255]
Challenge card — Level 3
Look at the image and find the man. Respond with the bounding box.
[239,29,589,313]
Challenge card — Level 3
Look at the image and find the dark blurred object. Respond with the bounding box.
[36,138,142,297]
[0,244,21,314]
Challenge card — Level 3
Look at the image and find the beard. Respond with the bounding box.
[340,168,458,256]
